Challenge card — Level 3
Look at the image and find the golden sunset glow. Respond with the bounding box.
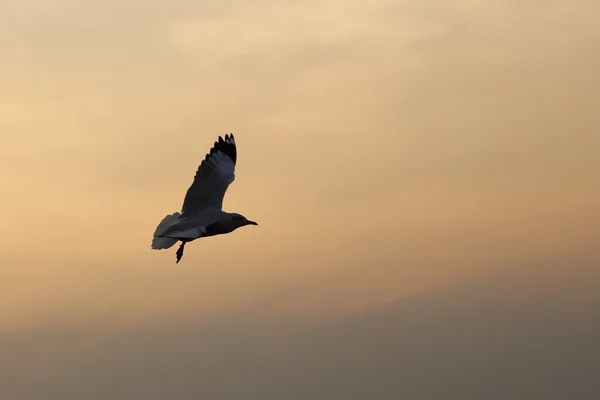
[1,0,599,397]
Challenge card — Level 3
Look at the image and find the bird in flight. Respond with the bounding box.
[151,133,258,263]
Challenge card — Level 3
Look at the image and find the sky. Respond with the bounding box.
[1,0,599,398]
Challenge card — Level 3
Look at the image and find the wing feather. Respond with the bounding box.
[180,133,237,217]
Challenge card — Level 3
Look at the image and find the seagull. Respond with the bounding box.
[151,133,257,263]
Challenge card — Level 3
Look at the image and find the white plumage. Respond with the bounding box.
[151,133,257,263]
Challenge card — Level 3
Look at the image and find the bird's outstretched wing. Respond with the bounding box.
[180,134,237,217]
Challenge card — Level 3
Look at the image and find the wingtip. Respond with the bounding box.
[217,133,235,143]
[224,133,235,145]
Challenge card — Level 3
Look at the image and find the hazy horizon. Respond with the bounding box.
[1,0,599,398]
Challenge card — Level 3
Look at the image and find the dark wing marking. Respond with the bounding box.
[180,133,237,216]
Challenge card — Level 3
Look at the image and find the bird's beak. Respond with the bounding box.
[248,220,258,226]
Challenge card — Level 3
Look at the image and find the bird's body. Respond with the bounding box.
[151,133,257,263]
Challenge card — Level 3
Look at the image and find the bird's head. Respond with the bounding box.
[230,213,258,228]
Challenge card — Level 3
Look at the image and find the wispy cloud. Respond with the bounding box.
[0,0,598,338]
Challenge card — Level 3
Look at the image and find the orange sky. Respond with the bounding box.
[1,0,599,331]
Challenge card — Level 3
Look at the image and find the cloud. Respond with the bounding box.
[2,263,599,399]
[168,0,446,67]
[1,0,599,351]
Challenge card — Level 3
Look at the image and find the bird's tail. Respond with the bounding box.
[151,212,181,250]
